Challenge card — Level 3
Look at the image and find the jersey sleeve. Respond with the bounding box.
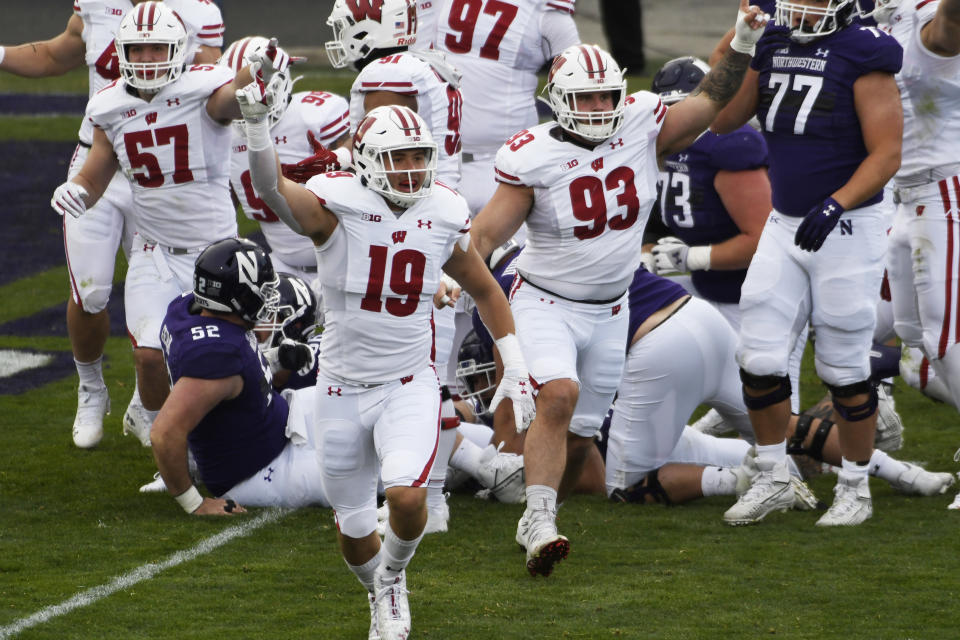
[435,183,473,258]
[708,125,769,172]
[178,0,226,48]
[176,339,245,380]
[293,91,351,146]
[541,3,580,58]
[493,127,549,188]
[545,0,575,15]
[624,90,667,143]
[354,57,420,96]
[852,26,903,74]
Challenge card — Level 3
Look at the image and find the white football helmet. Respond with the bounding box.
[325,0,417,69]
[353,105,437,209]
[115,1,188,92]
[542,44,627,143]
[219,36,293,127]
[775,0,857,42]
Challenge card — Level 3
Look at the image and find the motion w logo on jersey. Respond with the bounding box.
[346,0,383,21]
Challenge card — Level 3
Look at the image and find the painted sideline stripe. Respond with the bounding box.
[0,508,291,639]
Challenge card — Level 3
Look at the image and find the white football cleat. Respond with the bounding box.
[474,444,526,504]
[888,462,955,496]
[122,394,153,447]
[874,383,904,452]
[139,471,168,493]
[373,570,410,640]
[816,474,872,526]
[73,384,110,449]
[367,592,381,640]
[723,458,794,526]
[516,507,569,577]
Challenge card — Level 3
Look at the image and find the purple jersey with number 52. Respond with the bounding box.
[752,23,901,216]
[160,294,288,496]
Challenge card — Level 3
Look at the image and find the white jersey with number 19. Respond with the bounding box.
[305,172,472,384]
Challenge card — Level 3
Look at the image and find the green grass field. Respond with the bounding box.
[2,66,960,640]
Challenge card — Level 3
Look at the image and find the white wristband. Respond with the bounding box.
[245,119,272,152]
[686,245,712,271]
[174,486,204,513]
[0,46,6,66]
[333,146,352,168]
[494,333,526,374]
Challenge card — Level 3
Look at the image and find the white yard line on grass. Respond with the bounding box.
[0,507,292,639]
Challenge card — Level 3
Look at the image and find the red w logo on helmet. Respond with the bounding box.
[345,0,384,22]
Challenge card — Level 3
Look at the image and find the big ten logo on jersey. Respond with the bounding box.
[104,6,123,15]
[122,108,138,119]
[362,213,383,222]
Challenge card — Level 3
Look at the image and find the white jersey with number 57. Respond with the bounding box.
[86,64,237,248]
[230,90,349,268]
[74,0,224,144]
[305,172,471,384]
[495,91,666,300]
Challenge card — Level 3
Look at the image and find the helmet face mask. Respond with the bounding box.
[116,2,188,92]
[193,238,280,325]
[651,56,711,106]
[775,0,857,42]
[353,106,438,209]
[859,0,900,25]
[325,0,418,69]
[456,332,497,417]
[255,274,319,348]
[219,36,294,127]
[543,45,627,143]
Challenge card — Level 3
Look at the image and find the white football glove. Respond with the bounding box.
[235,78,275,124]
[652,236,711,274]
[730,0,770,56]
[488,334,536,433]
[248,38,292,87]
[51,181,88,218]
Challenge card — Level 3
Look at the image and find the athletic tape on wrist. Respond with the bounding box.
[175,486,204,513]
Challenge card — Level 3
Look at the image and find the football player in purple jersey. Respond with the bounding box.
[713,0,904,526]
[151,238,332,515]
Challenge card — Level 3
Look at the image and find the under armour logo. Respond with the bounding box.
[609,138,624,149]
[517,381,527,395]
[327,386,342,396]
[275,136,287,145]
[815,48,829,57]
[612,304,621,316]
[678,154,688,162]
[417,220,432,229]
[263,467,275,482]
[143,243,154,252]
[824,204,836,216]
[166,98,180,107]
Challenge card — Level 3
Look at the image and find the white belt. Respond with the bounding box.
[139,235,206,255]
[892,177,956,205]
[461,151,496,163]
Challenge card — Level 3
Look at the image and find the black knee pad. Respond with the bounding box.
[609,469,672,505]
[740,369,792,411]
[827,380,878,422]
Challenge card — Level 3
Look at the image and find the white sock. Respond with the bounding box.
[868,449,909,483]
[701,466,738,496]
[840,457,870,483]
[75,356,105,390]
[755,440,787,465]
[429,426,458,486]
[347,549,382,593]
[426,485,446,511]
[449,438,487,475]
[525,484,557,513]
[380,523,423,579]
[457,421,494,448]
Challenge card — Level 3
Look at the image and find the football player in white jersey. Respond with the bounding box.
[470,4,769,578]
[50,2,292,449]
[325,0,465,189]
[867,0,960,506]
[220,36,352,294]
[237,93,535,640]
[0,0,223,449]
[414,0,580,215]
